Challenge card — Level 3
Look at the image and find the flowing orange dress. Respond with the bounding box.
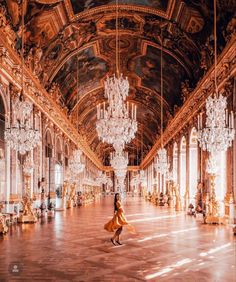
[104,200,134,233]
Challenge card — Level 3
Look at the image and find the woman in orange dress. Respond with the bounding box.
[104,193,134,245]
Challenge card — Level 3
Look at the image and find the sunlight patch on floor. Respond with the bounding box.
[145,258,193,280]
[129,214,181,223]
[137,227,198,242]
[199,243,231,257]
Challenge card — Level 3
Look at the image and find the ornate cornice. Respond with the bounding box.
[0,31,104,170]
[141,35,236,168]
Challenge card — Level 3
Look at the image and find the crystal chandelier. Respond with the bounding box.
[130,170,146,186]
[4,3,40,155]
[154,28,169,176]
[96,90,137,152]
[110,150,129,172]
[96,171,112,186]
[69,149,85,176]
[96,0,137,153]
[5,96,41,155]
[197,0,235,153]
[110,150,128,193]
[154,148,170,175]
[197,94,234,152]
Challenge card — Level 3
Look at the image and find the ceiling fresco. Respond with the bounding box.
[133,45,188,107]
[52,46,108,110]
[1,0,235,165]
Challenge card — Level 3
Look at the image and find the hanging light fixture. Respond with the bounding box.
[155,27,169,175]
[4,0,41,154]
[96,0,137,153]
[69,56,85,177]
[110,150,129,173]
[110,150,128,194]
[96,171,112,186]
[197,0,235,154]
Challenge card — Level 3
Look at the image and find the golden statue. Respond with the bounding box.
[205,174,223,224]
[62,181,68,199]
[67,182,76,209]
[0,203,8,234]
[174,184,182,211]
[18,175,37,223]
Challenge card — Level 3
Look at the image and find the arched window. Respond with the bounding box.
[56,138,62,164]
[189,128,198,204]
[55,137,63,197]
[64,144,69,168]
[180,136,187,198]
[173,142,178,184]
[45,130,53,158]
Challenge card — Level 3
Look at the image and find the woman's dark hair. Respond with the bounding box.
[114,193,119,212]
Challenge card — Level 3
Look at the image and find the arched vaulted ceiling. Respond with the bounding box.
[2,0,235,165]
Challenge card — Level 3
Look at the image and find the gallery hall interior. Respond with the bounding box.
[0,0,235,281]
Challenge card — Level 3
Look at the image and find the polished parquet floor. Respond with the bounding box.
[0,197,235,282]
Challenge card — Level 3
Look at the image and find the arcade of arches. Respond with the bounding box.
[0,1,236,281]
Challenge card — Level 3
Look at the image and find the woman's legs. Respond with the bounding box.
[115,226,123,242]
[112,226,123,241]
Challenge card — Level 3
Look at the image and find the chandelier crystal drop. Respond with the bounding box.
[69,149,85,175]
[154,148,170,175]
[5,96,41,155]
[197,93,235,153]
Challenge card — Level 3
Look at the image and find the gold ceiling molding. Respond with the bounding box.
[64,1,176,21]
[0,31,104,170]
[140,35,236,169]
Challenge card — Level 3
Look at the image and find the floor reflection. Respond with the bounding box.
[0,197,235,281]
